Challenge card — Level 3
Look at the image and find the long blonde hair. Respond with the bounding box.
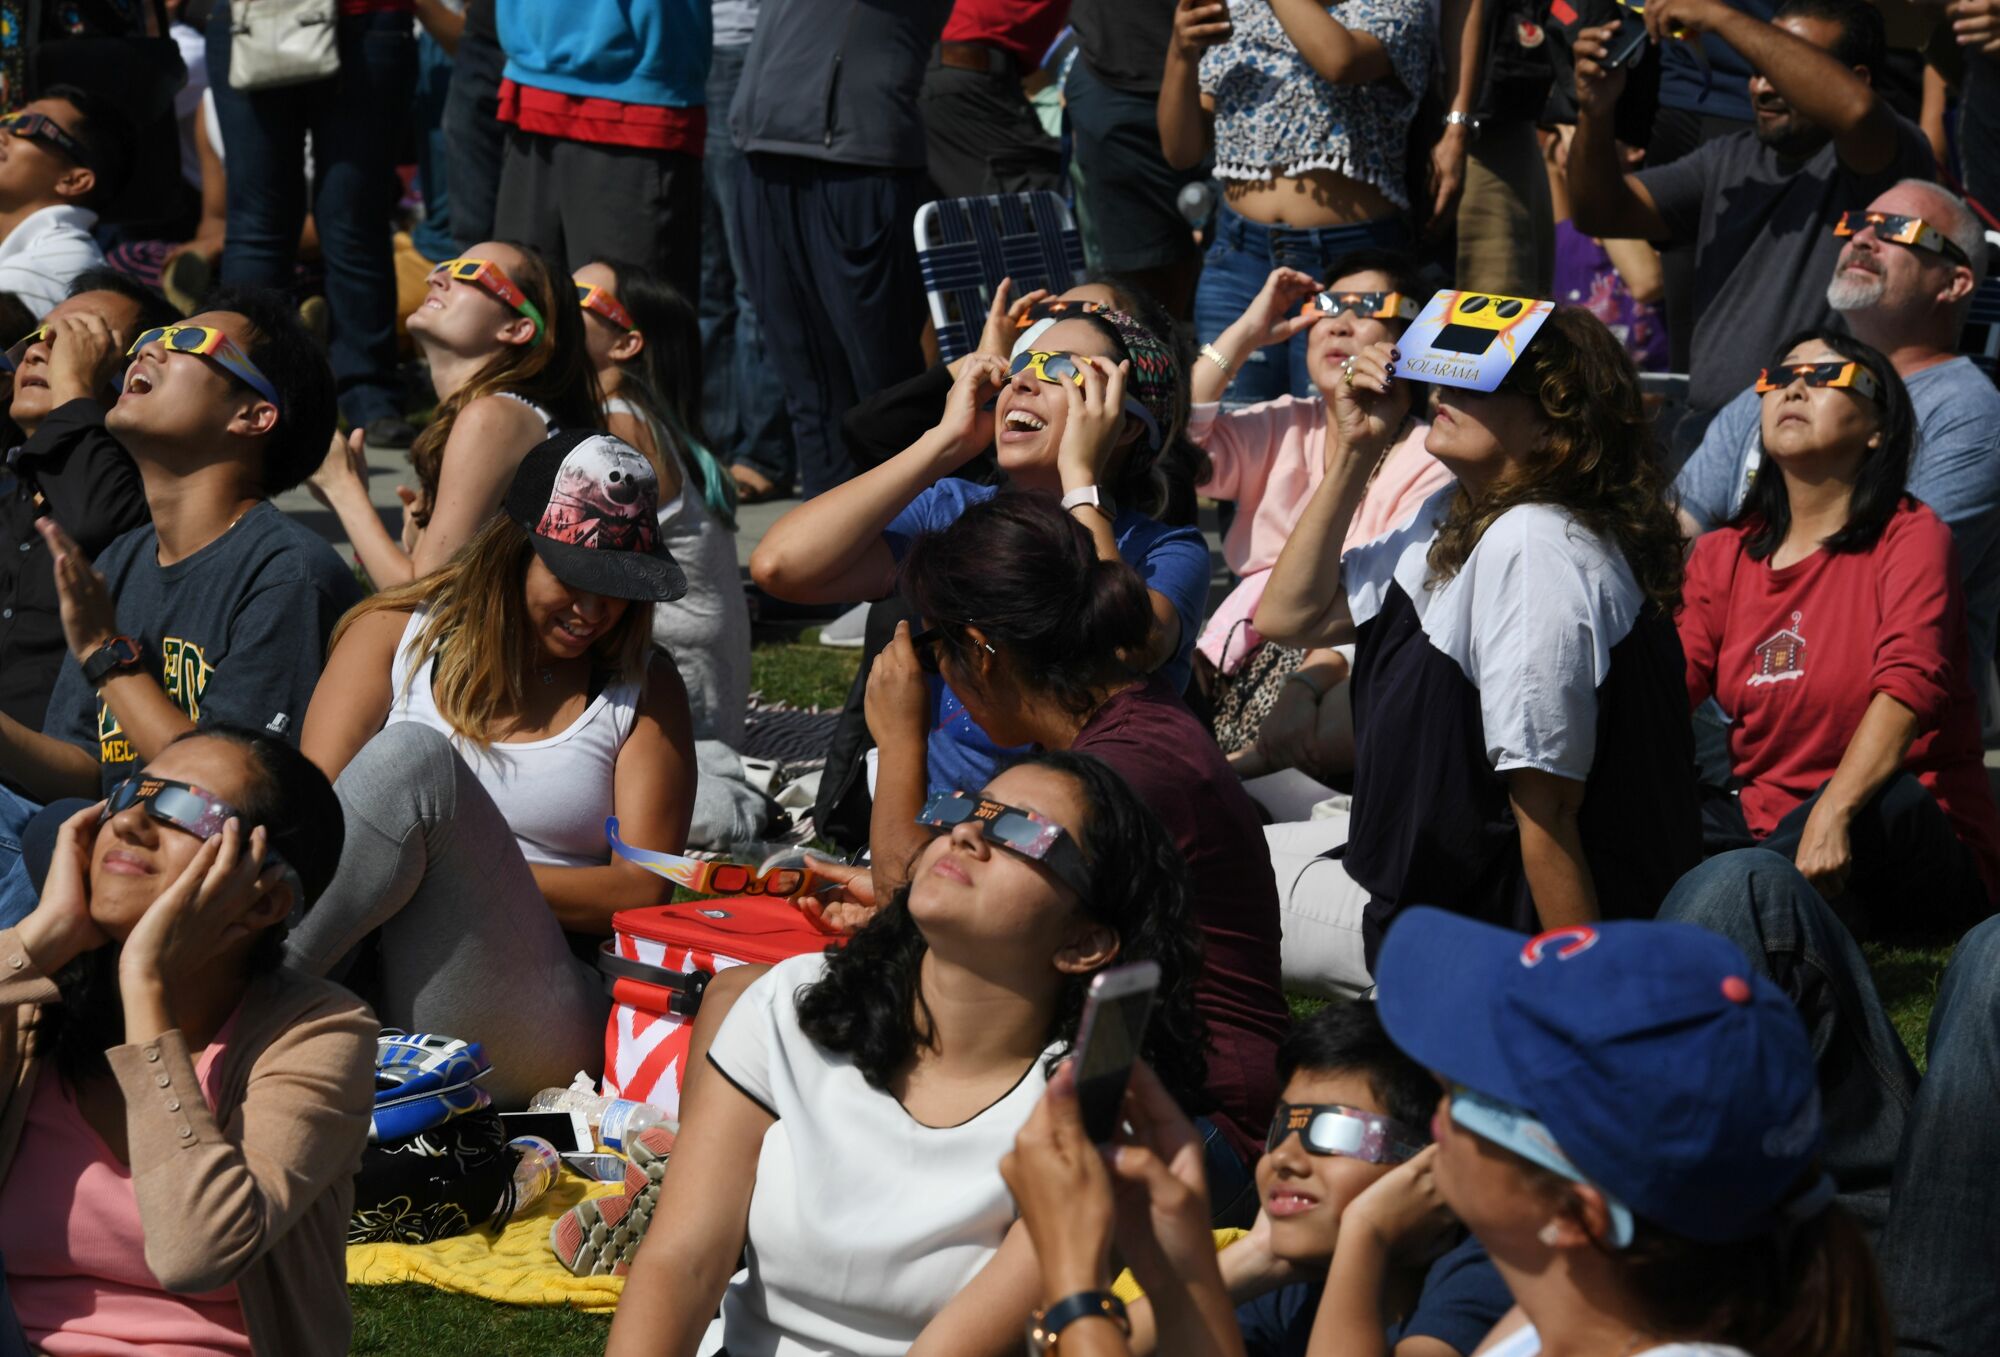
[334,516,653,745]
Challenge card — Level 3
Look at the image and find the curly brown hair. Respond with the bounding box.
[1426,306,1684,610]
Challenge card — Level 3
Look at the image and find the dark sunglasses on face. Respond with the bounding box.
[1265,1101,1427,1165]
[914,789,1092,896]
[1301,290,1421,322]
[125,324,284,409]
[1832,210,1972,267]
[0,110,89,167]
[1754,359,1881,402]
[0,323,46,373]
[102,774,299,886]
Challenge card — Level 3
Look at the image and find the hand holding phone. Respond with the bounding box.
[1072,961,1162,1142]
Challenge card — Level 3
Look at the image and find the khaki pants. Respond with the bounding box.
[1456,118,1554,296]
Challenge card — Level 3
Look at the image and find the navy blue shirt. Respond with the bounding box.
[1233,1236,1513,1357]
[1656,0,1777,124]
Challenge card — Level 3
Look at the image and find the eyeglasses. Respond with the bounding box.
[125,325,283,409]
[1754,359,1881,403]
[0,323,47,373]
[432,258,546,342]
[575,282,637,333]
[1013,298,1110,329]
[911,625,996,675]
[914,789,1092,896]
[1301,290,1421,322]
[606,816,828,898]
[1448,1083,1636,1248]
[102,774,299,889]
[1265,1101,1426,1165]
[1833,210,1972,267]
[0,110,89,167]
[1006,349,1162,448]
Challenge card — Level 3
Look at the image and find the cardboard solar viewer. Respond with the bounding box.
[1397,290,1557,392]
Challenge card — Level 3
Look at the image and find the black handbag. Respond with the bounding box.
[349,1108,516,1245]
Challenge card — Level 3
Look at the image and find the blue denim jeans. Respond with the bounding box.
[409,28,456,265]
[1197,1115,1258,1229]
[1193,201,1411,405]
[701,43,792,486]
[1658,849,1917,1241]
[0,781,43,929]
[1877,915,2000,1355]
[205,8,418,426]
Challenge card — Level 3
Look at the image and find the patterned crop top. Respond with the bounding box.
[1198,0,1435,208]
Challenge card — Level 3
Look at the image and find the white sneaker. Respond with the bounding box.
[817,602,870,649]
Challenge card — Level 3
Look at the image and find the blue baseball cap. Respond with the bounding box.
[1375,907,1825,1245]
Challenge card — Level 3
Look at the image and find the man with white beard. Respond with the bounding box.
[1674,178,2000,693]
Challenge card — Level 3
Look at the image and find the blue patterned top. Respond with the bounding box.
[1199,0,1434,208]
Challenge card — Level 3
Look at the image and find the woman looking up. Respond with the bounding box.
[310,240,601,586]
[1256,305,1699,984]
[604,752,1209,1357]
[574,258,751,745]
[0,729,374,1356]
[1678,331,2000,934]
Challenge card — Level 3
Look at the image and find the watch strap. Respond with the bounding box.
[1030,1291,1130,1351]
[1060,485,1116,519]
[82,635,142,687]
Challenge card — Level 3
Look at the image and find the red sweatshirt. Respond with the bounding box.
[1679,501,2000,898]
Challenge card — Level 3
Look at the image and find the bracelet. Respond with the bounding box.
[1199,342,1234,377]
[1028,1291,1131,1352]
[1285,669,1329,701]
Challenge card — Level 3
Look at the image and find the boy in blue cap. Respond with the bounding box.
[1369,906,1893,1357]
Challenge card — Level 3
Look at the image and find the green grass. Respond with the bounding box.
[1863,941,1953,1071]
[748,625,861,710]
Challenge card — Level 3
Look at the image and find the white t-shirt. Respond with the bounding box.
[1483,1325,1753,1357]
[0,204,102,318]
[701,953,1053,1357]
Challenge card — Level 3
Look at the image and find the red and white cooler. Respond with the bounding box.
[597,897,841,1118]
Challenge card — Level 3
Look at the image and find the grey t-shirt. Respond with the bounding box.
[43,502,363,791]
[1636,117,1935,413]
[713,0,757,48]
[1675,357,2000,678]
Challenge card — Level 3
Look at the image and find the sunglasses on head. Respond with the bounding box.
[126,325,283,410]
[1013,298,1110,329]
[575,282,637,333]
[910,624,997,675]
[0,110,89,166]
[1006,349,1163,449]
[1754,359,1881,402]
[1301,290,1421,322]
[1265,1101,1426,1165]
[914,789,1092,895]
[606,816,828,899]
[1833,210,1971,267]
[432,257,547,343]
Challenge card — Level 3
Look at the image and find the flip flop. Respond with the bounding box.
[730,465,789,504]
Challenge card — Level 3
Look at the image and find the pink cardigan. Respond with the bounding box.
[1192,397,1450,670]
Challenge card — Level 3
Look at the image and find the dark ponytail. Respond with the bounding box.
[1616,1198,1892,1357]
[901,490,1151,719]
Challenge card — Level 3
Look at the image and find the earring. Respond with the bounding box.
[1537,1222,1563,1247]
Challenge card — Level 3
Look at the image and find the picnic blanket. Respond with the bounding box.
[347,1174,628,1311]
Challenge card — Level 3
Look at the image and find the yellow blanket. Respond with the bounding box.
[347,1176,629,1311]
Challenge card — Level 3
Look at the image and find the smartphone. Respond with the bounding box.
[1072,961,1162,1142]
[499,1110,592,1155]
[1602,10,1650,69]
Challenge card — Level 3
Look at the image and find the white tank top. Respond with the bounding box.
[388,610,639,868]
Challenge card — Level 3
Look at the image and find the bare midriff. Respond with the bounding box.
[1223,166,1400,227]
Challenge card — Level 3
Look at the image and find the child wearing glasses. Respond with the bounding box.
[603,752,1210,1355]
[308,240,602,587]
[1677,329,2000,936]
[0,727,374,1357]
[1112,1002,1511,1357]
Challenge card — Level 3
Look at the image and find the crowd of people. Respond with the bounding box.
[1,0,1999,1354]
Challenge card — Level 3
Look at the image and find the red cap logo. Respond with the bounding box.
[1519,925,1599,968]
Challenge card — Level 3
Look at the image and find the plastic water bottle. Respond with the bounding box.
[526,1072,676,1152]
[506,1136,562,1218]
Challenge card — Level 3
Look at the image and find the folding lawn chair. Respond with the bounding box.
[916,190,1085,366]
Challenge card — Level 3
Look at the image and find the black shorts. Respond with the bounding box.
[1064,57,1206,275]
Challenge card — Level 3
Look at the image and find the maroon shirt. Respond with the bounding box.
[1073,678,1288,1164]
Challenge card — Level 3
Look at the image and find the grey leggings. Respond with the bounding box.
[286,722,607,1106]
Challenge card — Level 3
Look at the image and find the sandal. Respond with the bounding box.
[730,464,789,504]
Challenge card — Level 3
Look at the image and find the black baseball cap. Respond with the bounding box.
[502,429,688,602]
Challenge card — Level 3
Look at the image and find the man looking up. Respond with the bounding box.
[1569,0,1935,441]
[0,271,178,740]
[0,87,128,317]
[0,288,359,921]
[1674,181,2000,704]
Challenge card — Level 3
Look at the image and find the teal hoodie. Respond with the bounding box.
[498,0,709,108]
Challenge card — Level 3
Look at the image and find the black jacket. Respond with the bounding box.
[0,398,148,732]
